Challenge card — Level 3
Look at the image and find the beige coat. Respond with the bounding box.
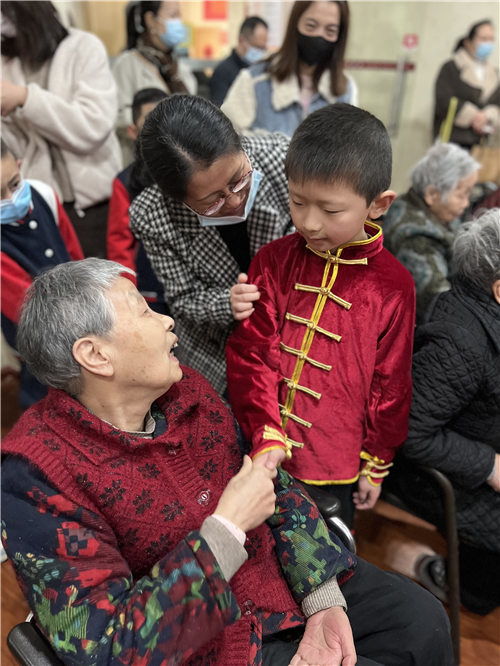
[1,29,121,210]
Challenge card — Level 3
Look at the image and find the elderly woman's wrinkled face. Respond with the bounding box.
[426,171,478,223]
[105,277,182,392]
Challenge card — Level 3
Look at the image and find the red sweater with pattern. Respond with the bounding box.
[4,368,353,664]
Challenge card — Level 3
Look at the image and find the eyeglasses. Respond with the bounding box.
[200,168,254,217]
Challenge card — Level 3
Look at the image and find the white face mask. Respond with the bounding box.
[190,170,263,227]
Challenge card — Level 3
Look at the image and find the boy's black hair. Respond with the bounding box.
[131,88,168,125]
[240,16,268,38]
[285,103,392,204]
[140,94,242,201]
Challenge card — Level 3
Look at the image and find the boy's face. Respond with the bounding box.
[288,179,393,252]
[1,153,22,200]
[127,101,162,141]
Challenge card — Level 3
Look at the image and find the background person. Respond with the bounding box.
[0,0,121,258]
[221,1,357,136]
[112,0,197,161]
[107,87,168,315]
[434,19,500,149]
[1,258,453,666]
[387,210,500,615]
[209,16,269,107]
[131,94,293,394]
[383,142,479,323]
[0,138,83,407]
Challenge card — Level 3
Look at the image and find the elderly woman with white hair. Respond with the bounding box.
[388,208,500,614]
[0,259,453,665]
[383,142,479,322]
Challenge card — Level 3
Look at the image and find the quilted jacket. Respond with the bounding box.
[389,278,500,552]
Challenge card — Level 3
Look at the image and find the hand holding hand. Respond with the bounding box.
[289,606,356,666]
[230,273,260,321]
[253,448,287,471]
[487,454,500,493]
[352,475,381,510]
[1,80,28,117]
[215,455,277,532]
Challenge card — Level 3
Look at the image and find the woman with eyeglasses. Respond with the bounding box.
[221,1,357,136]
[130,94,293,394]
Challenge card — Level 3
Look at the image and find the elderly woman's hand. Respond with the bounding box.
[230,273,260,321]
[1,80,27,117]
[215,455,277,532]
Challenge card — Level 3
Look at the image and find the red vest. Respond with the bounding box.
[2,368,301,664]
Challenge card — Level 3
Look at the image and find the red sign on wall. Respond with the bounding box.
[203,1,227,20]
[402,33,419,50]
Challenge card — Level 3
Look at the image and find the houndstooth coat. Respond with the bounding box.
[130,133,293,393]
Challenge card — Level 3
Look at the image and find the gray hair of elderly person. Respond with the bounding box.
[411,142,480,200]
[452,208,500,292]
[17,258,135,396]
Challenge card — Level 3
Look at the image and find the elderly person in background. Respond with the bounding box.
[1,259,453,665]
[383,142,479,322]
[387,209,500,614]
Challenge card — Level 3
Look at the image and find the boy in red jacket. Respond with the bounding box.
[226,104,416,526]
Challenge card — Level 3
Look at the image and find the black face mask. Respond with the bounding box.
[297,32,335,66]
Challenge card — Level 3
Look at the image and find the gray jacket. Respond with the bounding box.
[222,61,357,136]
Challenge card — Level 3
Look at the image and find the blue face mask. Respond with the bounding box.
[475,41,494,60]
[244,46,266,64]
[196,170,263,227]
[160,18,187,48]
[0,179,32,224]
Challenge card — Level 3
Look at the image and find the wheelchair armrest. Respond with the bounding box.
[7,620,63,666]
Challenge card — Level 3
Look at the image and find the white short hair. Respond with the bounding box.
[452,208,500,291]
[411,142,479,201]
[17,259,135,395]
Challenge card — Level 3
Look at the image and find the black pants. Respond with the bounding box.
[64,200,109,259]
[302,482,356,527]
[262,557,453,666]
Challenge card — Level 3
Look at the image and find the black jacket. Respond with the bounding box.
[389,279,500,551]
[209,49,248,107]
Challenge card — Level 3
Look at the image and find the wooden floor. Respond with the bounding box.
[1,378,499,665]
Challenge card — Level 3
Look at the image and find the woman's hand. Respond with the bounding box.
[487,454,500,493]
[215,455,277,532]
[1,80,28,117]
[230,273,260,321]
[352,476,381,510]
[289,607,357,666]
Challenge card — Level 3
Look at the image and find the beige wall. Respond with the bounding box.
[345,1,498,191]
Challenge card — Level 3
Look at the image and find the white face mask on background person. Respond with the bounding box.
[192,170,263,227]
[159,18,187,48]
[244,46,266,64]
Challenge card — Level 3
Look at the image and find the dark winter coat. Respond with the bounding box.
[389,278,500,552]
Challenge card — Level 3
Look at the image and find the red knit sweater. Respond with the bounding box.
[2,368,301,664]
